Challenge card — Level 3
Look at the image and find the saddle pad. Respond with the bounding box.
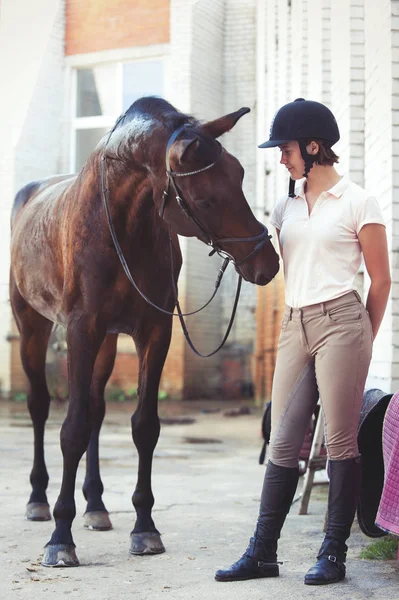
[376,391,399,537]
[357,389,392,537]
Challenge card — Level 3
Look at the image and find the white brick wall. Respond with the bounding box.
[364,0,394,390]
[330,0,351,173]
[307,0,323,101]
[349,1,366,187]
[257,0,397,393]
[321,0,332,103]
[0,0,65,394]
[168,0,225,397]
[166,0,193,113]
[219,0,259,394]
[15,3,66,187]
[390,0,399,388]
[182,0,225,397]
[3,0,399,398]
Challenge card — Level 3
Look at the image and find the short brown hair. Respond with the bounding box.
[305,139,339,166]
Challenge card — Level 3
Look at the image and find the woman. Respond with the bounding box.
[215,98,391,586]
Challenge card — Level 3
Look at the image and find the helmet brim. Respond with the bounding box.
[258,139,292,148]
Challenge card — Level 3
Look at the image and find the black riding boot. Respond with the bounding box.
[215,461,299,582]
[304,456,361,585]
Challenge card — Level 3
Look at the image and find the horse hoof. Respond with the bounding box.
[129,532,165,555]
[42,544,80,567]
[26,502,51,521]
[83,511,113,531]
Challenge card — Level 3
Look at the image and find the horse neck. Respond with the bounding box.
[101,124,169,230]
[98,153,165,243]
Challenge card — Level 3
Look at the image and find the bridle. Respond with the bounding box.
[160,123,271,267]
[101,116,272,357]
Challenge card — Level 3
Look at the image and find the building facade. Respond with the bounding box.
[255,0,399,398]
[0,0,397,400]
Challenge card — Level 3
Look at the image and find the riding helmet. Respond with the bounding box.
[259,98,340,196]
[259,98,340,149]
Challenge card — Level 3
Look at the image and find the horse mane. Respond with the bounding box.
[117,96,198,134]
[99,96,199,164]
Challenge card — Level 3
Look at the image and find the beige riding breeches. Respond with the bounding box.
[269,291,373,467]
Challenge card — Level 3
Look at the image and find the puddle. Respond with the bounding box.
[182,437,222,444]
[160,418,196,425]
[9,421,32,428]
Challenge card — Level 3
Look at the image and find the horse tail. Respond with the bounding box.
[11,181,41,226]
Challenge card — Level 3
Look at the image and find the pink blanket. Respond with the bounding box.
[376,390,399,537]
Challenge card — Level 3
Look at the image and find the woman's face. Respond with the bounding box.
[278,141,305,180]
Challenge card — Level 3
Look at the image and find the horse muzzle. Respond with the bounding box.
[236,252,279,286]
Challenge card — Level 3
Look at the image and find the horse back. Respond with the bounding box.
[11,175,75,227]
[11,181,42,225]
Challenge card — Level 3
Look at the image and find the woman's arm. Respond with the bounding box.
[358,223,391,340]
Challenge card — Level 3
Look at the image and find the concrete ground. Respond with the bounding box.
[0,400,397,600]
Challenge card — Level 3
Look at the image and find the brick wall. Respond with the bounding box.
[165,0,192,111]
[330,1,351,172]
[391,0,399,390]
[254,272,285,403]
[261,0,367,221]
[364,0,394,390]
[220,0,258,394]
[0,0,66,394]
[182,0,225,398]
[349,0,366,187]
[65,0,170,55]
[328,0,365,187]
[321,0,332,103]
[6,0,399,400]
[167,0,264,398]
[255,0,397,395]
[166,0,228,399]
[15,2,66,186]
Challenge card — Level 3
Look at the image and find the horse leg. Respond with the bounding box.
[42,316,105,567]
[130,317,172,555]
[10,279,53,521]
[82,333,117,531]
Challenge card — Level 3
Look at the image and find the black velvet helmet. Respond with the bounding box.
[259,98,340,149]
[259,98,340,197]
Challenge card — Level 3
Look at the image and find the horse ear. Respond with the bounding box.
[174,136,200,164]
[201,107,251,139]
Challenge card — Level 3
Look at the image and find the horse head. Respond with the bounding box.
[157,108,280,286]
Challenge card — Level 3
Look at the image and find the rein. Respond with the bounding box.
[101,116,271,357]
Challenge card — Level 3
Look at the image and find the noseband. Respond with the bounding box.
[101,117,273,357]
[160,123,271,267]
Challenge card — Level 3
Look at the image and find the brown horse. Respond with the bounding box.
[10,97,279,567]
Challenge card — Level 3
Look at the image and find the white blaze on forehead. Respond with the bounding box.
[99,115,157,152]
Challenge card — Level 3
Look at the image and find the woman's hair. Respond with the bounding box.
[306,139,339,166]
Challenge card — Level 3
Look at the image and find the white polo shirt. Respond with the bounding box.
[269,176,386,308]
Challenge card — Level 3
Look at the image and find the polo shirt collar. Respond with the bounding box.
[327,176,349,198]
[294,176,349,199]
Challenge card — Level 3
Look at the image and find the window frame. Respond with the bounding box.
[66,44,168,172]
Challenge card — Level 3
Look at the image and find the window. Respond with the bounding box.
[71,59,164,171]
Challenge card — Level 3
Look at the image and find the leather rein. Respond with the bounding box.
[101,117,271,357]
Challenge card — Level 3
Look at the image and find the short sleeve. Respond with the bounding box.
[269,196,286,230]
[354,196,386,235]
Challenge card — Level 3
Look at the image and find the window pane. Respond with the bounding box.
[122,60,164,111]
[77,65,117,118]
[75,128,109,171]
